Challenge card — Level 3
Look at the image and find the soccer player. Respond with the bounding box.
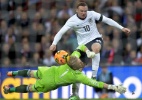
[50,2,130,99]
[50,2,130,79]
[3,45,126,99]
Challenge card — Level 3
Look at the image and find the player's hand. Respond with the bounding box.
[122,28,131,36]
[108,84,126,94]
[50,44,56,51]
[114,84,126,94]
[86,50,95,58]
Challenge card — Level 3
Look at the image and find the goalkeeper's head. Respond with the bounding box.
[67,56,85,70]
[54,50,85,70]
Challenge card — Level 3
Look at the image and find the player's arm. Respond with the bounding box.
[52,25,70,45]
[102,15,124,30]
[76,73,104,88]
[50,19,73,51]
[92,11,123,29]
[92,11,130,34]
[102,16,130,34]
[52,19,74,45]
[71,44,95,58]
[76,73,126,94]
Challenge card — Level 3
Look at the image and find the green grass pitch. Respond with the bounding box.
[0,98,142,100]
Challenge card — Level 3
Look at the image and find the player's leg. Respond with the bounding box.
[3,84,36,94]
[86,38,103,79]
[69,39,102,100]
[69,83,80,100]
[91,52,100,78]
[7,69,31,77]
[7,69,38,78]
[3,75,45,94]
[72,83,80,96]
[91,42,101,79]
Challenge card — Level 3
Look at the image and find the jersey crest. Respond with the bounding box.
[88,18,93,24]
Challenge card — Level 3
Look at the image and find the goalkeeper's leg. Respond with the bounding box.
[72,83,80,96]
[69,83,80,100]
[3,84,35,94]
[7,69,38,78]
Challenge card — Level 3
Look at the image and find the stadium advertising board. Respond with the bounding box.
[0,66,142,99]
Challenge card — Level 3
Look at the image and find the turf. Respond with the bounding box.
[0,98,142,100]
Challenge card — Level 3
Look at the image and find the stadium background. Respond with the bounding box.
[0,0,142,99]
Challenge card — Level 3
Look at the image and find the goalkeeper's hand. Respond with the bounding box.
[108,84,126,94]
[86,50,95,58]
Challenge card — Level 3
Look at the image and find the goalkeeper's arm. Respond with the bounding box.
[77,73,126,94]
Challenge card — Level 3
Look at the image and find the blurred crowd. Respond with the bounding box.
[0,0,142,67]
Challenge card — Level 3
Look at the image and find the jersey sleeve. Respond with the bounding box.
[91,11,102,21]
[52,19,74,45]
[102,16,124,30]
[91,11,123,30]
[76,73,104,89]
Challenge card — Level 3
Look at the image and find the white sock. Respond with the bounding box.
[72,83,80,96]
[92,53,100,78]
[92,70,97,78]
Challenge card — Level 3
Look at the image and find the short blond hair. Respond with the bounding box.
[67,56,83,70]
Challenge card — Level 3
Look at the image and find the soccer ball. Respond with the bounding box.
[54,50,69,65]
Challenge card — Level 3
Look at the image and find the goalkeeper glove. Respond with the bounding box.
[86,50,95,58]
[108,84,126,94]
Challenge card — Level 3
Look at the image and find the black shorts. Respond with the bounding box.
[79,38,103,64]
[86,38,103,51]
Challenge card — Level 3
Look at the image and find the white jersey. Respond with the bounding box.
[65,11,102,45]
[52,11,123,45]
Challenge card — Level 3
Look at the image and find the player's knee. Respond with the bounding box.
[92,47,101,54]
[92,43,101,53]
[95,49,100,53]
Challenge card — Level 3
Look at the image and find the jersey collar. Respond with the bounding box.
[76,14,86,20]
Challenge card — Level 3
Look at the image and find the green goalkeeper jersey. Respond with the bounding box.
[35,45,104,92]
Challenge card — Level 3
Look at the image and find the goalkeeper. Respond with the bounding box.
[3,44,126,95]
